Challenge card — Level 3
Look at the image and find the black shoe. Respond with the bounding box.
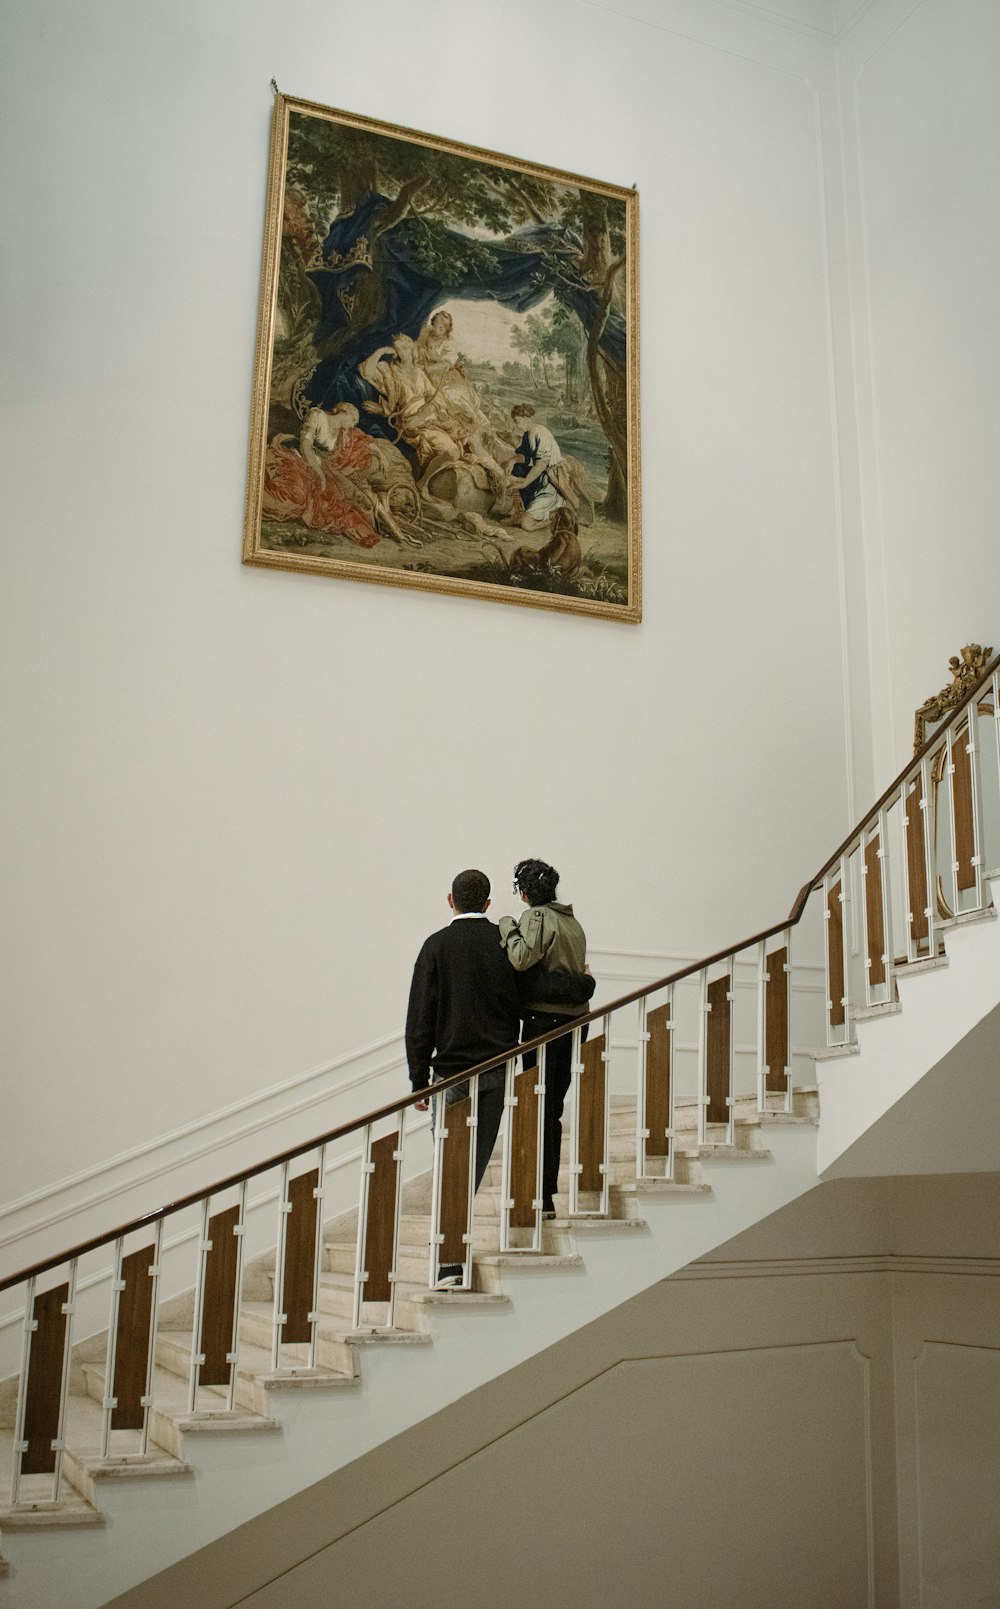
[433,1264,464,1290]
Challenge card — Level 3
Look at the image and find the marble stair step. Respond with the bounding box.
[10,1385,189,1509]
[80,1360,278,1461]
[0,1427,105,1529]
[156,1328,358,1416]
[237,1303,360,1375]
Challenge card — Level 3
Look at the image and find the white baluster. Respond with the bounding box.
[499,1057,516,1254]
[271,1165,291,1372]
[140,1220,164,1453]
[635,995,649,1180]
[100,1240,126,1459]
[50,1260,77,1505]
[878,804,895,1004]
[353,1127,373,1331]
[386,1110,406,1329]
[308,1150,326,1367]
[189,1198,213,1413]
[697,969,708,1146]
[569,1024,584,1216]
[10,1277,36,1507]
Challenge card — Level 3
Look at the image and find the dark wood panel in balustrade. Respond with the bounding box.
[904,776,930,947]
[864,835,887,989]
[439,1096,471,1265]
[282,1171,319,1344]
[111,1244,156,1427]
[764,947,789,1093]
[510,1067,540,1229]
[363,1133,398,1302]
[952,721,976,892]
[578,1034,606,1192]
[706,976,731,1125]
[200,1206,241,1384]
[21,1283,68,1475]
[827,881,845,1028]
[645,1002,672,1157]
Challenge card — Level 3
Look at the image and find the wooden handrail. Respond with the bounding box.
[4,649,998,1298]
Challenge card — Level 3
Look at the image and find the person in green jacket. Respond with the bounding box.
[498,859,592,1217]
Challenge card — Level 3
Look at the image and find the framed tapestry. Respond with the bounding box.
[243,93,640,622]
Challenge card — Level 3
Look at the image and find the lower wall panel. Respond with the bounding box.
[891,1273,1000,1609]
[239,1340,877,1609]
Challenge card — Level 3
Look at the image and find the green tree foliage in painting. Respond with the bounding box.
[278,112,629,518]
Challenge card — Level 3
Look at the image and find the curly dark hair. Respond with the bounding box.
[513,858,559,906]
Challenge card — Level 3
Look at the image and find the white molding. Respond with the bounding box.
[673,1252,1000,1280]
[0,1031,406,1266]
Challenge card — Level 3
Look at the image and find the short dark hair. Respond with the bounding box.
[513,859,559,906]
[452,868,491,913]
[511,403,535,419]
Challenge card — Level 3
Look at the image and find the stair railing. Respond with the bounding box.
[2,650,999,1512]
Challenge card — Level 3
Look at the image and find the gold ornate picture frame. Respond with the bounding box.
[243,94,641,622]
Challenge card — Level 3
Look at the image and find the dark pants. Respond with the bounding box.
[522,1013,588,1209]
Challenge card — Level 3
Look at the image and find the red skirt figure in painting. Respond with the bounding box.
[262,402,380,547]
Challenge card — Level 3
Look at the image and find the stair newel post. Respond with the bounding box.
[696,969,709,1147]
[9,1276,36,1506]
[458,1078,479,1290]
[635,995,648,1181]
[386,1109,406,1329]
[600,1013,612,1216]
[756,939,767,1115]
[188,1197,213,1412]
[100,1239,126,1459]
[965,706,987,911]
[499,1056,516,1254]
[568,1025,583,1218]
[140,1218,164,1448]
[919,754,938,957]
[427,1088,447,1288]
[307,1150,326,1369]
[270,1165,291,1373]
[532,1041,547,1250]
[877,805,896,1004]
[353,1127,374,1331]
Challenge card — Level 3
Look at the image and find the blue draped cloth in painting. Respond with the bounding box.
[303,191,626,436]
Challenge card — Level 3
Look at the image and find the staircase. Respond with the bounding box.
[2,653,1000,1607]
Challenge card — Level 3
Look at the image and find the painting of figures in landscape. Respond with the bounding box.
[243,96,640,622]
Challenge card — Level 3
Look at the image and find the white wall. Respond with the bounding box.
[0,0,852,1210]
[835,0,1000,789]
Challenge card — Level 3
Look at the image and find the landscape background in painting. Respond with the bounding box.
[244,97,640,620]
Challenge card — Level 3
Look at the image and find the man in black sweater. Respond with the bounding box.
[406,869,521,1283]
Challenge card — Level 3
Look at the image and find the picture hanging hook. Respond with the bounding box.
[271,78,280,96]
